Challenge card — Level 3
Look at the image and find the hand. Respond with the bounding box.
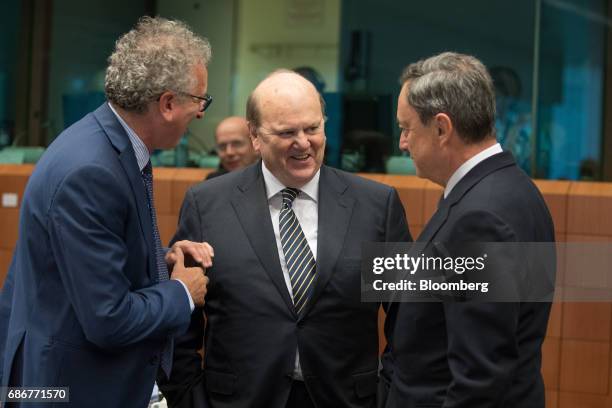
[166,240,214,269]
[170,247,209,307]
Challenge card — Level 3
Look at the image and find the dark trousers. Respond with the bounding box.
[286,381,316,408]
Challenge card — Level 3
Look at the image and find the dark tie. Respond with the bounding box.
[279,188,317,316]
[142,161,173,378]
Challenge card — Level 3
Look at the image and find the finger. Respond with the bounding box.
[201,244,213,268]
[165,251,177,264]
[200,247,212,268]
[204,242,214,257]
[173,246,185,267]
[183,242,205,264]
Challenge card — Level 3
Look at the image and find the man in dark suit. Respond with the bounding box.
[0,17,214,407]
[380,52,555,407]
[160,70,412,408]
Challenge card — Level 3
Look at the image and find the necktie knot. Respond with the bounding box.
[142,160,152,175]
[281,188,300,209]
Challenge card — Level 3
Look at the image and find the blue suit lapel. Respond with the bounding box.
[92,103,157,281]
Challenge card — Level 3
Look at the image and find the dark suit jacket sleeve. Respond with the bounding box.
[47,164,191,349]
[159,187,207,408]
[441,210,521,408]
[385,188,413,242]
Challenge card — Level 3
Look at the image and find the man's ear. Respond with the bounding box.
[434,113,453,146]
[248,122,260,151]
[247,122,259,151]
[157,91,176,121]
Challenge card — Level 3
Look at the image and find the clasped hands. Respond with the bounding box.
[166,240,214,307]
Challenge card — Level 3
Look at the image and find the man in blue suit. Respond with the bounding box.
[0,17,213,407]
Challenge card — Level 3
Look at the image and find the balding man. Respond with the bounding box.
[160,70,412,408]
[206,116,259,179]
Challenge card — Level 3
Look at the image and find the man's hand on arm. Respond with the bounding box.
[169,246,210,307]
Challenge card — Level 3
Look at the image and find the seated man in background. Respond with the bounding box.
[206,116,259,179]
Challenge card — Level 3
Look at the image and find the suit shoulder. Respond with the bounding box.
[187,165,245,198]
[324,166,394,195]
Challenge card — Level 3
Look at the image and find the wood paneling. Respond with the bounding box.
[0,249,13,288]
[408,224,423,240]
[567,182,612,236]
[534,180,570,234]
[0,209,20,250]
[564,235,612,290]
[384,175,427,226]
[558,392,610,408]
[171,168,210,213]
[560,340,610,394]
[0,167,611,406]
[157,214,179,248]
[543,337,561,390]
[423,180,443,224]
[546,390,558,408]
[548,302,562,338]
[153,167,176,215]
[562,303,611,341]
[0,164,35,208]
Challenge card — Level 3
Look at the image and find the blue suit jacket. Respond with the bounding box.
[0,103,191,407]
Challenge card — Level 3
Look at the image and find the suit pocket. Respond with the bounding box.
[353,369,378,398]
[205,369,237,395]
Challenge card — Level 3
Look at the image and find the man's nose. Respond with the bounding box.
[293,131,310,148]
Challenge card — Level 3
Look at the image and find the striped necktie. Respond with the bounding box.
[142,161,173,378]
[279,188,317,316]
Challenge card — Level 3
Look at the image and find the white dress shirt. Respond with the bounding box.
[261,161,320,380]
[444,143,503,199]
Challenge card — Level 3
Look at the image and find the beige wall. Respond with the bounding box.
[157,0,341,153]
[158,0,238,153]
[233,0,341,116]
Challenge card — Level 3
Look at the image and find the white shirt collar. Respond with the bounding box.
[261,161,320,202]
[444,143,503,199]
[108,103,150,172]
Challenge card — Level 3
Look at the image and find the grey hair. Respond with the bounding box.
[400,52,495,143]
[105,16,212,113]
[246,69,326,128]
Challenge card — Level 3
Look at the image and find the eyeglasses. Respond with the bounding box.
[156,92,213,112]
[216,139,247,152]
[182,92,213,112]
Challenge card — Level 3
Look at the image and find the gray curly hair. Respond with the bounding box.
[400,52,495,143]
[105,16,212,113]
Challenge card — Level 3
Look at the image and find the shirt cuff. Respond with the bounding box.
[176,279,195,311]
